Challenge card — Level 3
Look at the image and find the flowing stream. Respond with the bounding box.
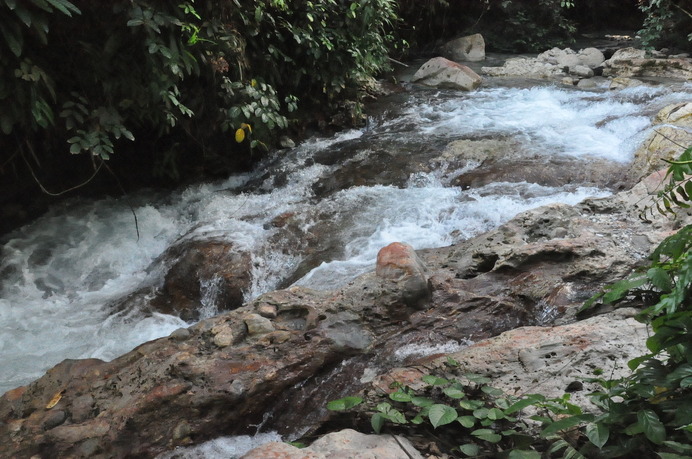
[1,78,690,411]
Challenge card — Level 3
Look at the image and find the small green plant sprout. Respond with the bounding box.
[640,143,692,222]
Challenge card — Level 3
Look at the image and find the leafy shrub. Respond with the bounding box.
[638,0,692,51]
[0,0,400,192]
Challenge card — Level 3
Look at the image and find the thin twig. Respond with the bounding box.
[102,161,140,241]
[389,433,417,459]
[387,56,409,67]
[22,149,103,196]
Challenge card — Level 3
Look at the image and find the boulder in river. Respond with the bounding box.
[150,239,252,321]
[412,57,482,90]
[439,33,486,62]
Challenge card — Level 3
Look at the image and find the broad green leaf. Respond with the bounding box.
[647,267,673,291]
[388,390,411,403]
[508,450,541,459]
[657,454,689,459]
[371,413,385,434]
[44,0,80,16]
[487,407,505,420]
[663,440,692,454]
[667,363,692,385]
[505,395,545,414]
[458,443,479,456]
[459,399,484,410]
[540,414,593,437]
[465,373,491,384]
[638,409,666,444]
[326,396,362,411]
[585,422,609,449]
[422,375,449,386]
[411,396,434,407]
[443,386,465,399]
[471,428,502,443]
[457,415,475,428]
[428,404,458,428]
[473,407,489,419]
[481,385,504,396]
[628,353,654,371]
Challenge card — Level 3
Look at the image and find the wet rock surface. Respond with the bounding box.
[241,429,424,459]
[1,166,688,457]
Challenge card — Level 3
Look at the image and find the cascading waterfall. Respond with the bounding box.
[1,80,690,405]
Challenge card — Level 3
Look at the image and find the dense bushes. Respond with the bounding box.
[638,0,692,50]
[0,0,400,200]
[396,0,579,53]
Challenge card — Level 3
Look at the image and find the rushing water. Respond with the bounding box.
[1,80,691,400]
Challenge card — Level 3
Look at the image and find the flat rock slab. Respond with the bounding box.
[242,429,424,459]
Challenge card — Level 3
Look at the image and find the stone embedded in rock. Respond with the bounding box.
[482,57,563,78]
[376,242,431,312]
[439,33,486,62]
[376,242,426,281]
[412,57,482,91]
[244,313,275,336]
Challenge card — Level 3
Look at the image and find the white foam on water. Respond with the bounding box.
[394,339,474,360]
[156,431,283,459]
[294,179,609,291]
[395,85,687,163]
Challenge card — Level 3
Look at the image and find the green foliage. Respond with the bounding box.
[638,0,692,50]
[0,0,401,191]
[576,144,692,457]
[396,0,577,53]
[329,360,596,457]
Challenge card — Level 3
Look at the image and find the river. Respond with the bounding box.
[1,74,690,419]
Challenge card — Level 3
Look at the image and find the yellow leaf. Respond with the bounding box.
[235,128,245,143]
[46,390,65,409]
[240,123,252,133]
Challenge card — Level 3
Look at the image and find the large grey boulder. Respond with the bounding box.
[603,47,692,79]
[412,57,482,90]
[439,33,486,62]
[373,310,648,417]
